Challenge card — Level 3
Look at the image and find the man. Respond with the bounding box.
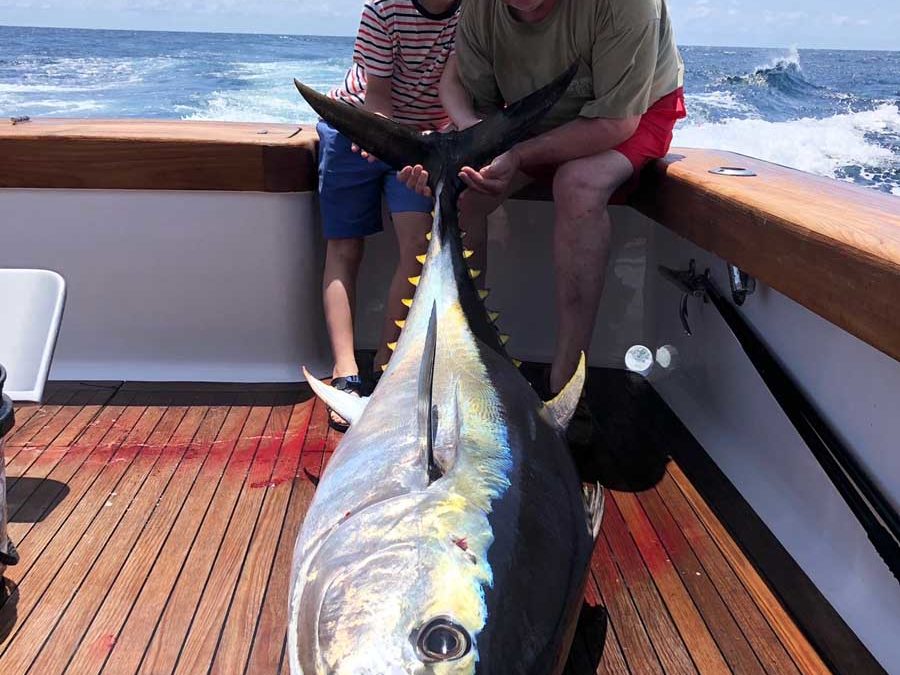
[400,0,685,440]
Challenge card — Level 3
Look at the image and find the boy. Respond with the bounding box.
[317,0,462,430]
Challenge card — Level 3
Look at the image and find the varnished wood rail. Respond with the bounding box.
[1,119,898,361]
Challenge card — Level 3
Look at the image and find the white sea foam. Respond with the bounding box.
[674,103,900,183]
[757,46,802,73]
[182,59,344,122]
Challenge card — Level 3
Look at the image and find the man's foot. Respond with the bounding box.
[327,375,365,432]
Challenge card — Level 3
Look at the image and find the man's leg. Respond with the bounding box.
[549,150,634,393]
[323,237,365,380]
[457,172,534,288]
[373,212,430,372]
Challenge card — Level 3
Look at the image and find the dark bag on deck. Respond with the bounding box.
[0,366,18,578]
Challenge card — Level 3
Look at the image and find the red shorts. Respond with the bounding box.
[521,88,686,203]
[614,87,686,172]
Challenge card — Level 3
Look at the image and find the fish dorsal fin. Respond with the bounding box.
[419,303,442,484]
[545,352,587,431]
[302,367,369,426]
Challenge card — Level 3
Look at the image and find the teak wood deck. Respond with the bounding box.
[0,372,852,674]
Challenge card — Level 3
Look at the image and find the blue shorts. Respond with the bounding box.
[316,120,434,240]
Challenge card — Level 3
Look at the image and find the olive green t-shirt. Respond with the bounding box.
[456,0,684,132]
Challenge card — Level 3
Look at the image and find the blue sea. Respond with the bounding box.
[2,25,899,196]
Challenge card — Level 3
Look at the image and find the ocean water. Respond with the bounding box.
[2,25,899,196]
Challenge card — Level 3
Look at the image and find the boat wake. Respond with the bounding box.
[681,47,900,195]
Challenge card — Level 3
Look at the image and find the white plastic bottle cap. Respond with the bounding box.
[625,345,654,375]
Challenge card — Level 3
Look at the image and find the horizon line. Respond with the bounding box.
[1,22,895,53]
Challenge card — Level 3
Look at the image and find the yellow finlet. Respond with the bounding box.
[426,232,432,241]
[387,342,397,352]
[512,359,523,368]
[468,269,482,280]
[395,319,406,329]
[463,249,475,259]
[478,289,490,301]
[408,275,421,287]
[499,334,510,346]
[488,311,500,323]
[402,298,413,308]
[416,254,427,265]
[380,363,388,372]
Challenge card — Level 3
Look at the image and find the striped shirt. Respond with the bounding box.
[330,0,460,130]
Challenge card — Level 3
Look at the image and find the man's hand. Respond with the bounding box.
[459,149,521,197]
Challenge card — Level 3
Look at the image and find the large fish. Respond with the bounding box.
[289,67,603,675]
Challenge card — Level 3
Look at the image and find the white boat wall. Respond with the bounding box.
[0,120,898,671]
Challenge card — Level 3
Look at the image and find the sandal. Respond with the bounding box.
[327,375,365,432]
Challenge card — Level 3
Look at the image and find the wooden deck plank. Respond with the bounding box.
[29,388,110,448]
[5,389,112,505]
[210,401,313,674]
[590,531,662,674]
[0,403,176,671]
[1,403,40,445]
[655,472,803,675]
[582,570,630,675]
[171,405,293,675]
[4,408,192,673]
[666,463,831,675]
[65,405,248,675]
[637,486,767,674]
[274,416,329,675]
[3,389,77,450]
[27,404,220,674]
[3,389,86,480]
[612,492,730,675]
[0,396,153,655]
[130,406,275,675]
[601,496,697,674]
[243,398,319,675]
[2,395,140,575]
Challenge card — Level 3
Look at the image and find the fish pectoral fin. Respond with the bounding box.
[302,367,369,426]
[545,352,587,431]
[582,482,605,540]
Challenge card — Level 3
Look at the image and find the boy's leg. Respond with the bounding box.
[324,237,365,379]
[316,120,384,424]
[372,212,431,373]
[376,173,437,374]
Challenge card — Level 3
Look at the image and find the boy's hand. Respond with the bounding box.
[398,164,433,198]
[351,143,379,163]
[459,149,521,197]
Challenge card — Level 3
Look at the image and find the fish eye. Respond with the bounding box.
[415,616,472,662]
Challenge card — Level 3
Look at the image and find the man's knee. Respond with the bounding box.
[552,154,632,217]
